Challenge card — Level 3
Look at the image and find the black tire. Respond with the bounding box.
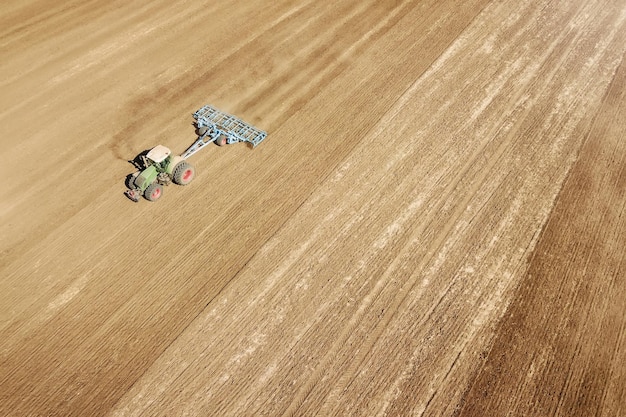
[126,174,137,189]
[144,182,163,201]
[172,162,195,185]
[214,136,227,146]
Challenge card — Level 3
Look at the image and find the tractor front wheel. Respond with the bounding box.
[172,162,195,185]
[144,182,163,201]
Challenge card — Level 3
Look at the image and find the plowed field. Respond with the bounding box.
[1,1,625,416]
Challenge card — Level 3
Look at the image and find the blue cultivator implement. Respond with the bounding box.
[181,105,267,159]
[125,105,266,202]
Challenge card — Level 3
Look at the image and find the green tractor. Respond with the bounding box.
[124,105,267,202]
[125,145,195,202]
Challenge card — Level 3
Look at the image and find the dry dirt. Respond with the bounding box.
[1,1,625,416]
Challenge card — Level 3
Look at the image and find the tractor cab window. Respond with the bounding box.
[154,156,171,172]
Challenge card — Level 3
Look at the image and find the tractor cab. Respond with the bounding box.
[142,145,172,171]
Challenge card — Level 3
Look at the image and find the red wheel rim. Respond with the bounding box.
[152,188,161,199]
[183,169,193,181]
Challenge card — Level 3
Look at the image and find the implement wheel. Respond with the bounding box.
[144,183,163,201]
[172,162,195,185]
[214,136,227,146]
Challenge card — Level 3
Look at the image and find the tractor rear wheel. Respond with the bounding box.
[172,162,195,185]
[144,183,163,201]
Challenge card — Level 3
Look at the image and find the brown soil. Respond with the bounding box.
[1,1,624,416]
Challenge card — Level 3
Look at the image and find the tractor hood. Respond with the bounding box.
[134,165,158,191]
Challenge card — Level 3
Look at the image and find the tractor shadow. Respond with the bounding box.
[128,149,150,170]
[125,149,151,190]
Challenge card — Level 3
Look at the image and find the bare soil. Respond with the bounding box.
[1,1,624,416]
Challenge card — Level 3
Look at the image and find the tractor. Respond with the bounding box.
[125,145,194,202]
[125,105,266,202]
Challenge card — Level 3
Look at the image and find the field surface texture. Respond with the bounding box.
[1,1,625,416]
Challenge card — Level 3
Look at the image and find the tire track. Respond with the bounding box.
[458,41,626,417]
[291,0,626,415]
